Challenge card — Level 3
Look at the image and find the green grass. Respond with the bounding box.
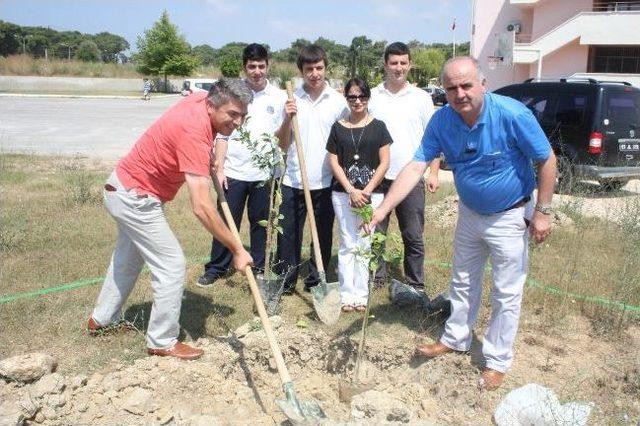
[1,153,639,375]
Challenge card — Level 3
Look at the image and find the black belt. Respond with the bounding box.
[502,196,530,212]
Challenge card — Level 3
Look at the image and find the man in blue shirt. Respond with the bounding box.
[367,57,557,390]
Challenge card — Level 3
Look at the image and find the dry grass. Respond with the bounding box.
[0,54,222,79]
[1,154,639,421]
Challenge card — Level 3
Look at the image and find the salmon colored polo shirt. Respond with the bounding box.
[116,93,213,202]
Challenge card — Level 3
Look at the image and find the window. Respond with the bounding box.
[606,92,640,126]
[590,46,640,74]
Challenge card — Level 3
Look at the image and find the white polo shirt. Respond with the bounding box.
[368,83,434,179]
[283,84,349,190]
[222,81,287,182]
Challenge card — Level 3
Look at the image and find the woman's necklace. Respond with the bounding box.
[349,114,369,161]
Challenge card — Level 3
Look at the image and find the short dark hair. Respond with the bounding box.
[296,44,328,71]
[344,77,371,99]
[384,42,411,63]
[242,43,269,66]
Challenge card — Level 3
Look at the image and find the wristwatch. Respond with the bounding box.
[534,204,553,215]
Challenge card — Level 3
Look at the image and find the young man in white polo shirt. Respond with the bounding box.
[276,44,349,294]
[198,43,287,287]
[368,42,440,293]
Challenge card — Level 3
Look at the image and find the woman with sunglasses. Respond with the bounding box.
[326,77,392,313]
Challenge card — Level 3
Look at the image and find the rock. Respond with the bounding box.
[420,398,439,417]
[351,390,412,423]
[32,373,65,398]
[156,407,173,425]
[40,406,56,421]
[69,375,87,390]
[18,396,39,418]
[188,414,219,426]
[387,406,411,423]
[121,387,157,415]
[34,411,45,423]
[0,400,26,426]
[0,353,56,383]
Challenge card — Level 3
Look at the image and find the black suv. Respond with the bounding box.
[494,78,640,191]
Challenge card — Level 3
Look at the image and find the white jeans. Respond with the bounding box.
[440,201,532,373]
[332,191,383,306]
[92,172,186,349]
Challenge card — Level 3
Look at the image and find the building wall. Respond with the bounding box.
[531,39,589,79]
[472,0,530,90]
[531,0,591,39]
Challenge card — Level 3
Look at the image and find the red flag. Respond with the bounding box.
[451,19,456,31]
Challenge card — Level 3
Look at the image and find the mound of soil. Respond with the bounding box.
[1,314,639,425]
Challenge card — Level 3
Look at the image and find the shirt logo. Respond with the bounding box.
[267,105,275,114]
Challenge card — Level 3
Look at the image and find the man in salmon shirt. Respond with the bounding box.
[87,79,254,360]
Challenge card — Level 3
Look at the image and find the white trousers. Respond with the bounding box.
[440,201,532,373]
[332,191,383,306]
[92,172,186,349]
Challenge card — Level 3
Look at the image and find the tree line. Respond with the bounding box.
[0,20,129,62]
[1,12,469,87]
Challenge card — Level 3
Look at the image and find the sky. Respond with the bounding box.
[0,0,472,52]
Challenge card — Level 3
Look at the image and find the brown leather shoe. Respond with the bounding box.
[478,368,505,390]
[147,342,204,360]
[87,316,134,336]
[415,341,455,358]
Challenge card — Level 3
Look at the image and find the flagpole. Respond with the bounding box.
[452,18,456,57]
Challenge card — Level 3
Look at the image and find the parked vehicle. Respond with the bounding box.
[424,86,447,106]
[494,78,640,192]
[181,78,217,96]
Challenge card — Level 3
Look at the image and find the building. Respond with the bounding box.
[471,0,640,90]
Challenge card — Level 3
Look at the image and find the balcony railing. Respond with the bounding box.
[593,1,640,11]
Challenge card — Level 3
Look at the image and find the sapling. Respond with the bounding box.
[235,119,286,298]
[350,204,403,384]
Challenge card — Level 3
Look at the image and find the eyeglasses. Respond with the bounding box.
[345,95,369,102]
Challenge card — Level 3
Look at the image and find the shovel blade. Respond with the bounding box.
[276,382,326,425]
[311,280,341,325]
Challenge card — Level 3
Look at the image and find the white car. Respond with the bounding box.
[181,78,217,96]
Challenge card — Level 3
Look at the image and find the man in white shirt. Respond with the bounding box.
[198,43,287,287]
[276,44,349,294]
[368,42,440,293]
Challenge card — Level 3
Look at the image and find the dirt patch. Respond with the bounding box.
[2,313,638,425]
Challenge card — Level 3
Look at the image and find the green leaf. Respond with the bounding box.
[258,220,268,227]
[275,226,284,234]
[295,319,308,328]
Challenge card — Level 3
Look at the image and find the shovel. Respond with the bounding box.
[211,173,326,424]
[285,81,341,325]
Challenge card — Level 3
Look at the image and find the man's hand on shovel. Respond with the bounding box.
[232,248,254,276]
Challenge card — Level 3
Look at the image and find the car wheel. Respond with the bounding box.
[555,156,575,194]
[599,179,628,191]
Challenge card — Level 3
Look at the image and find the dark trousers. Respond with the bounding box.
[377,178,426,288]
[203,177,269,278]
[276,185,334,290]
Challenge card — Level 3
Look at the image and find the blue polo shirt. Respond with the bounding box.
[414,92,550,215]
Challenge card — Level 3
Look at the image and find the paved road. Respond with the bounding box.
[0,96,182,159]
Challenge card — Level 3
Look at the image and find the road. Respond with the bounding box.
[0,96,182,159]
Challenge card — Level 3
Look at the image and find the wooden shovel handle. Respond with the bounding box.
[285,81,325,275]
[211,174,293,385]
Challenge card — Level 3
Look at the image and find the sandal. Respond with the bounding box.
[355,305,366,313]
[341,304,355,312]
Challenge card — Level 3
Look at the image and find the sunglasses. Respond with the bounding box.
[345,95,369,102]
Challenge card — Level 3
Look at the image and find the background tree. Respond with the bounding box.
[75,40,101,62]
[134,10,198,92]
[192,44,216,66]
[93,32,129,62]
[0,21,22,55]
[411,48,446,86]
[218,53,242,77]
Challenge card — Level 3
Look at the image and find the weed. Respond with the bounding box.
[59,157,102,205]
